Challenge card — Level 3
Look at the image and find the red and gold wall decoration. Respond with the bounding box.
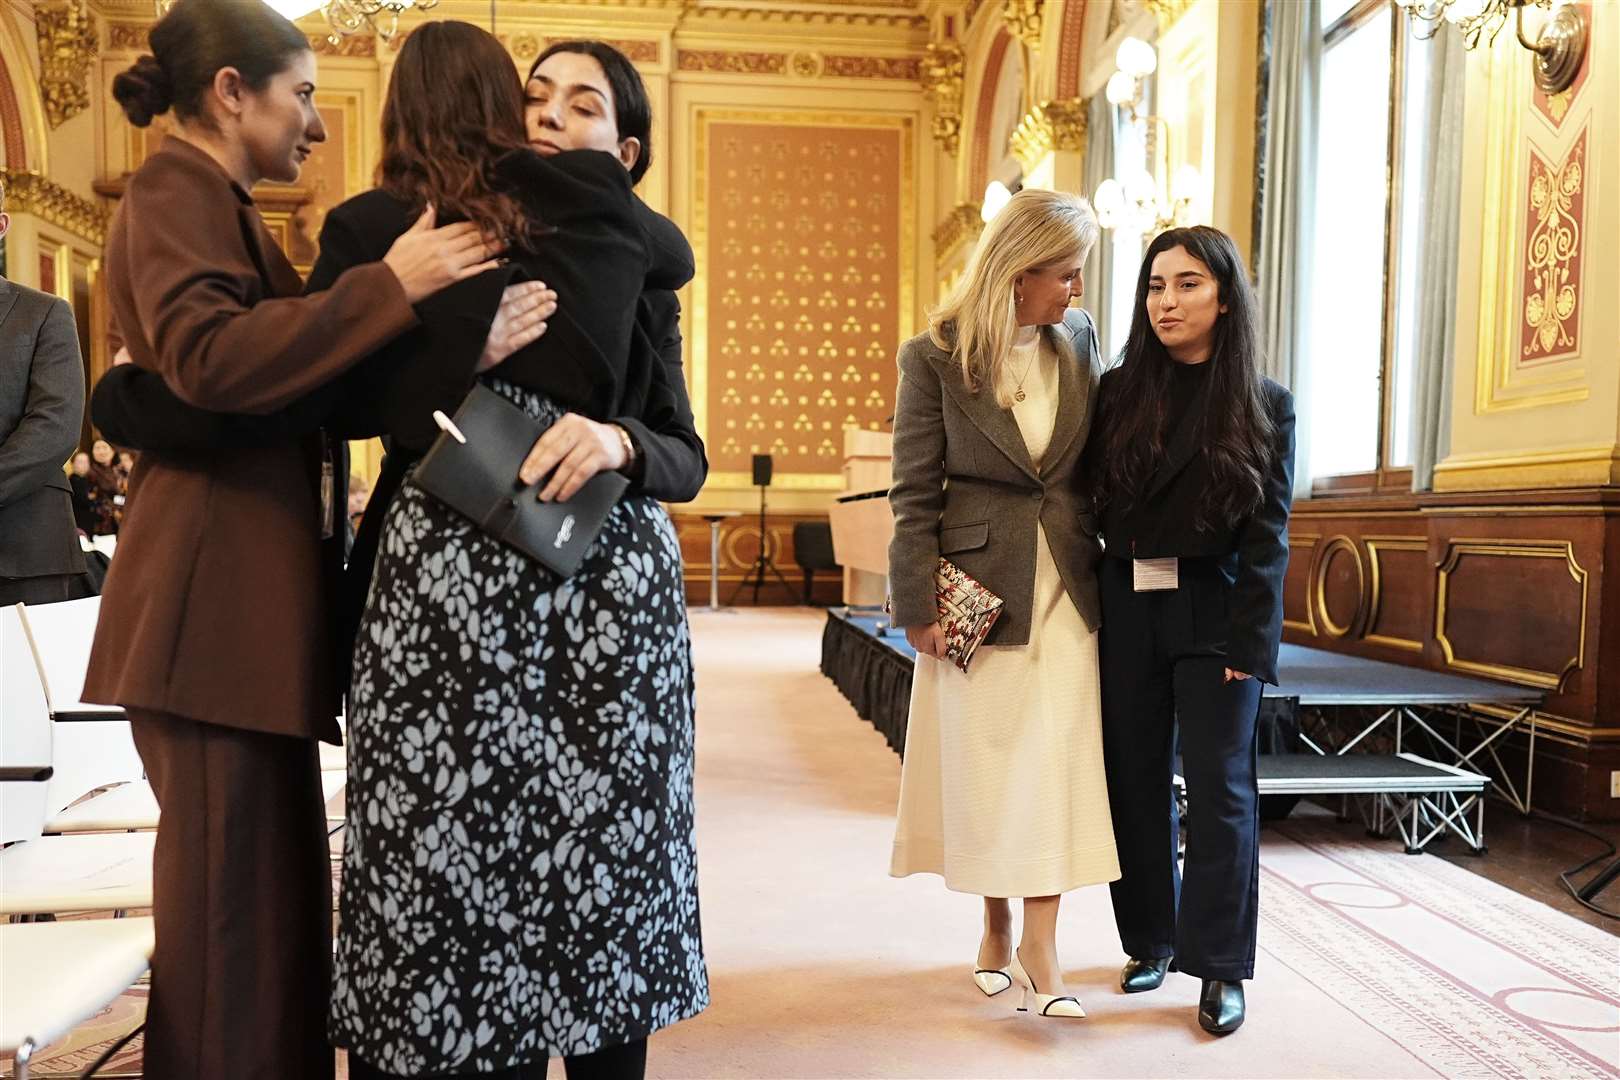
[1520,129,1585,365]
[692,110,915,490]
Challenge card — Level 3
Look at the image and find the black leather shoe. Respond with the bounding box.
[1198,979,1245,1035]
[1120,956,1172,994]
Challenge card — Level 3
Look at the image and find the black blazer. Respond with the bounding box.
[1088,370,1295,684]
[0,279,87,578]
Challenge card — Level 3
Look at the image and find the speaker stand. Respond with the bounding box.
[727,483,796,605]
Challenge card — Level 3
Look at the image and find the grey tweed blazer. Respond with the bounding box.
[887,307,1103,646]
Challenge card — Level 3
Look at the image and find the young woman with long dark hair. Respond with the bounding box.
[1086,225,1295,1036]
[316,24,705,1080]
[81,1,515,1075]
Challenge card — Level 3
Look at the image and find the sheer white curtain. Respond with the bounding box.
[1409,28,1466,490]
[1255,0,1321,499]
[1081,91,1116,364]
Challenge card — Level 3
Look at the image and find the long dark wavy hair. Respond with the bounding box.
[378,21,541,247]
[1093,225,1275,529]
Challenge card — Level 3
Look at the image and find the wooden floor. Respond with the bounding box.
[1425,802,1620,931]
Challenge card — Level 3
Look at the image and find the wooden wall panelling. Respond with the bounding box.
[668,510,841,607]
[1285,490,1619,819]
[1434,538,1587,692]
[1283,532,1318,635]
[1362,534,1429,654]
[1312,534,1368,640]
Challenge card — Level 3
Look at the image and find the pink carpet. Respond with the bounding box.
[12,608,1617,1079]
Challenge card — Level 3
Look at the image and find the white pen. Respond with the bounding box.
[432,410,468,445]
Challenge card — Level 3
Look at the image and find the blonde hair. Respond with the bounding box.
[928,188,1099,405]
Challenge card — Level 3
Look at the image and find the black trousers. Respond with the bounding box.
[347,1038,647,1080]
[1098,556,1263,982]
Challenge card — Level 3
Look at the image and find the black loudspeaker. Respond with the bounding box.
[752,453,773,487]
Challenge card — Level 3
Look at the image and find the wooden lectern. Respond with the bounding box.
[829,428,893,607]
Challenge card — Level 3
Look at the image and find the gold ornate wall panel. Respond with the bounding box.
[1469,35,1593,415]
[1363,535,1428,653]
[1435,539,1588,692]
[1282,532,1318,635]
[1520,129,1585,366]
[1312,535,1366,640]
[692,110,915,492]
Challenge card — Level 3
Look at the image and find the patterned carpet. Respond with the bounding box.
[1262,821,1618,1079]
[8,610,1618,1078]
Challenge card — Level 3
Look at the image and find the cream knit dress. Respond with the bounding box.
[889,336,1120,897]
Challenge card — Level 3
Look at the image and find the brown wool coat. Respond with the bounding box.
[886,307,1104,646]
[82,137,418,741]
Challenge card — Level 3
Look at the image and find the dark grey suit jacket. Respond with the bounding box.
[0,278,85,579]
[887,307,1103,646]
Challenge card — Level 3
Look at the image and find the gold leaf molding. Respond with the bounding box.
[1010,97,1086,174]
[37,1,98,129]
[1,169,110,245]
[919,42,964,158]
[933,202,983,259]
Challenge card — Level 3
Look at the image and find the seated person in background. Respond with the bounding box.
[69,451,96,535]
[346,472,370,534]
[85,438,125,536]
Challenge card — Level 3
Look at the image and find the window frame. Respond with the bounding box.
[1310,0,1414,497]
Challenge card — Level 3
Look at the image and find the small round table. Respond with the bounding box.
[699,511,743,611]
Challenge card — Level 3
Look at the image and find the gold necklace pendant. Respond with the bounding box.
[1014,388,1026,402]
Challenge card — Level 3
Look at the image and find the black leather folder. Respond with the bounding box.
[410,383,628,578]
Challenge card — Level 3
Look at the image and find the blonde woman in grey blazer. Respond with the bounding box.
[888,189,1118,1020]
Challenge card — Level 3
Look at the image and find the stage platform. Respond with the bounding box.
[820,608,1543,854]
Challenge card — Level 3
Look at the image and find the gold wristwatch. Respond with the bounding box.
[611,423,638,473]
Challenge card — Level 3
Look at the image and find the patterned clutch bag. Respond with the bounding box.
[935,557,1004,673]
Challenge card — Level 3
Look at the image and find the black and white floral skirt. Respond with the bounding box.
[331,380,708,1075]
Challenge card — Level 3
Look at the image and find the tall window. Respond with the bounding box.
[1304,0,1436,492]
[1106,83,1152,363]
[1306,1,1392,481]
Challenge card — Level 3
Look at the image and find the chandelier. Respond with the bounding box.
[1091,37,1202,235]
[154,0,439,44]
[1394,0,1586,93]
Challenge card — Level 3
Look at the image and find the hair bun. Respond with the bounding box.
[112,55,173,128]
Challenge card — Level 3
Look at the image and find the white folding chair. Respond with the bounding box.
[46,781,159,834]
[0,916,153,1079]
[2,608,155,916]
[0,731,153,1079]
[13,599,143,824]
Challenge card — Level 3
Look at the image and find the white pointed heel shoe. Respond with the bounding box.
[972,965,1013,997]
[1008,949,1086,1018]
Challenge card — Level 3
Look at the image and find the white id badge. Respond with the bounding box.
[1133,557,1179,592]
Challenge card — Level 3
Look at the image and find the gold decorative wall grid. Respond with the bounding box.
[691,110,915,492]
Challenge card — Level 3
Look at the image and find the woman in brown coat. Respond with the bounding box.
[81,2,543,1076]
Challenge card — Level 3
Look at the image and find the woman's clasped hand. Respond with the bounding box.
[380,203,506,303]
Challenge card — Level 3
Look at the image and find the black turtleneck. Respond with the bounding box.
[1165,358,1212,438]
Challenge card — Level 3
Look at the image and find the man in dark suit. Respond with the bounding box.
[0,181,88,606]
